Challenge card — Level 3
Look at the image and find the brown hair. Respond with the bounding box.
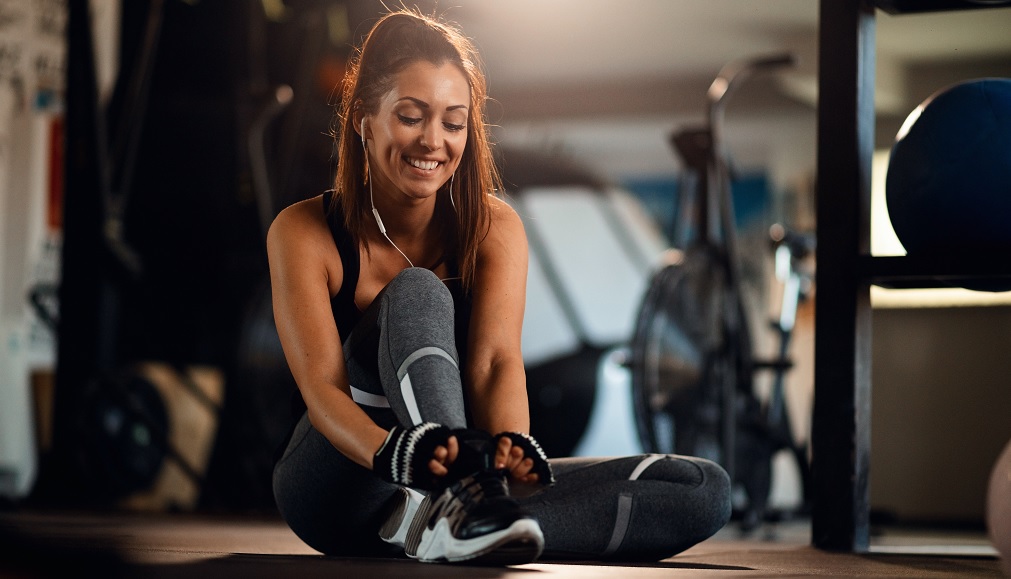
[332,8,501,292]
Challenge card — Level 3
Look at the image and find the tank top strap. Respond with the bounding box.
[322,191,362,341]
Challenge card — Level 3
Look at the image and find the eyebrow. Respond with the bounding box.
[398,96,469,112]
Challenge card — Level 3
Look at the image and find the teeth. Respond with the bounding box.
[408,158,439,171]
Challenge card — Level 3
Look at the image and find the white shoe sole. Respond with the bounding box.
[378,487,425,548]
[410,517,544,565]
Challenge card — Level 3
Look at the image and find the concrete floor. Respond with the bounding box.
[1,509,1004,578]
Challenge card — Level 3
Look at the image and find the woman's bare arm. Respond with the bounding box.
[465,197,533,470]
[266,197,388,468]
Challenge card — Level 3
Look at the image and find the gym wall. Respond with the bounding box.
[871,306,1011,525]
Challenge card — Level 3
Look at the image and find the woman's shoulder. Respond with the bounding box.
[266,194,336,260]
[267,194,345,289]
[275,194,326,222]
[269,195,326,237]
[485,193,525,236]
[478,194,527,259]
[486,193,522,225]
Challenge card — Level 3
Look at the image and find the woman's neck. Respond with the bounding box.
[368,199,450,268]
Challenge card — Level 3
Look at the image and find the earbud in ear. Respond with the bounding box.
[360,118,367,149]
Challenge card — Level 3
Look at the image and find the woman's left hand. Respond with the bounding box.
[494,435,540,484]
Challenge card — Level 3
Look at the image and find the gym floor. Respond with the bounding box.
[0,509,1003,578]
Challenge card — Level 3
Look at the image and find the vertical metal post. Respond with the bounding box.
[811,0,876,552]
[44,0,107,502]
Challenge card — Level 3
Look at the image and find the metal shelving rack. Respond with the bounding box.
[812,0,1011,552]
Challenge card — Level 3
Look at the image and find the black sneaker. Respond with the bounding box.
[402,471,544,565]
[378,486,425,548]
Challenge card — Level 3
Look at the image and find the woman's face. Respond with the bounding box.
[364,60,470,205]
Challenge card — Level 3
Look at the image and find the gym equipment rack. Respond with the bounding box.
[812,0,1011,553]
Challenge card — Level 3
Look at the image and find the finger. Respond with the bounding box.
[507,445,526,471]
[429,458,448,476]
[495,436,513,469]
[518,473,540,484]
[429,444,449,476]
[432,444,448,463]
[510,456,534,479]
[445,435,459,466]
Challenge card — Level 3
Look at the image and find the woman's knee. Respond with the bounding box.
[690,457,733,533]
[641,455,732,539]
[382,267,454,314]
[380,268,454,327]
[694,456,731,493]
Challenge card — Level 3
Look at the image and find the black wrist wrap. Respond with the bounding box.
[373,422,452,490]
[495,431,555,486]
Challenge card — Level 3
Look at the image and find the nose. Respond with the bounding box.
[420,120,442,151]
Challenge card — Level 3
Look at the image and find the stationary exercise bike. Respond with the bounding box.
[627,53,812,531]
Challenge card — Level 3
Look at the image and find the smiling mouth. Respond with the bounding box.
[406,157,441,171]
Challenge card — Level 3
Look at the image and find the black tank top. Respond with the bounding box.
[321,190,472,344]
[322,190,364,342]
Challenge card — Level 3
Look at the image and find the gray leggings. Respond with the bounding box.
[272,268,731,560]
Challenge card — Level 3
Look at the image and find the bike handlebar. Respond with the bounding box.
[708,52,796,107]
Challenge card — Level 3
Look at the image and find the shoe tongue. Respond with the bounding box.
[475,471,510,498]
[447,429,495,478]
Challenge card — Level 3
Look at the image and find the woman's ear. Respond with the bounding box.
[353,109,370,141]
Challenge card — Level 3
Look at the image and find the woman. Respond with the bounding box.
[269,8,731,565]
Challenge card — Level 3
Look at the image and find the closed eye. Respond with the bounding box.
[397,114,422,126]
[444,122,466,132]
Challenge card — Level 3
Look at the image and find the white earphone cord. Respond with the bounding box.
[363,118,414,269]
[369,174,414,268]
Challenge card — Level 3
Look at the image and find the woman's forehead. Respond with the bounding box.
[382,61,471,109]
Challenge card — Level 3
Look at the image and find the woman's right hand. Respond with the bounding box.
[373,423,461,489]
[428,435,459,477]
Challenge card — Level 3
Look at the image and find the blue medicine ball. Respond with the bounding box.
[885,78,1011,291]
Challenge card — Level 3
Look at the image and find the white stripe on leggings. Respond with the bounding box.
[601,455,664,556]
[395,346,459,380]
[628,454,664,480]
[349,385,390,408]
[396,346,458,426]
[604,492,634,556]
[400,373,423,425]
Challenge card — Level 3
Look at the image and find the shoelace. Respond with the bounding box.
[426,472,509,531]
[404,470,529,558]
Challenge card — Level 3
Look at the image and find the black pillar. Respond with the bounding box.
[811,0,876,552]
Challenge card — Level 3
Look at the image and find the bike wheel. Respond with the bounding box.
[629,243,753,466]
